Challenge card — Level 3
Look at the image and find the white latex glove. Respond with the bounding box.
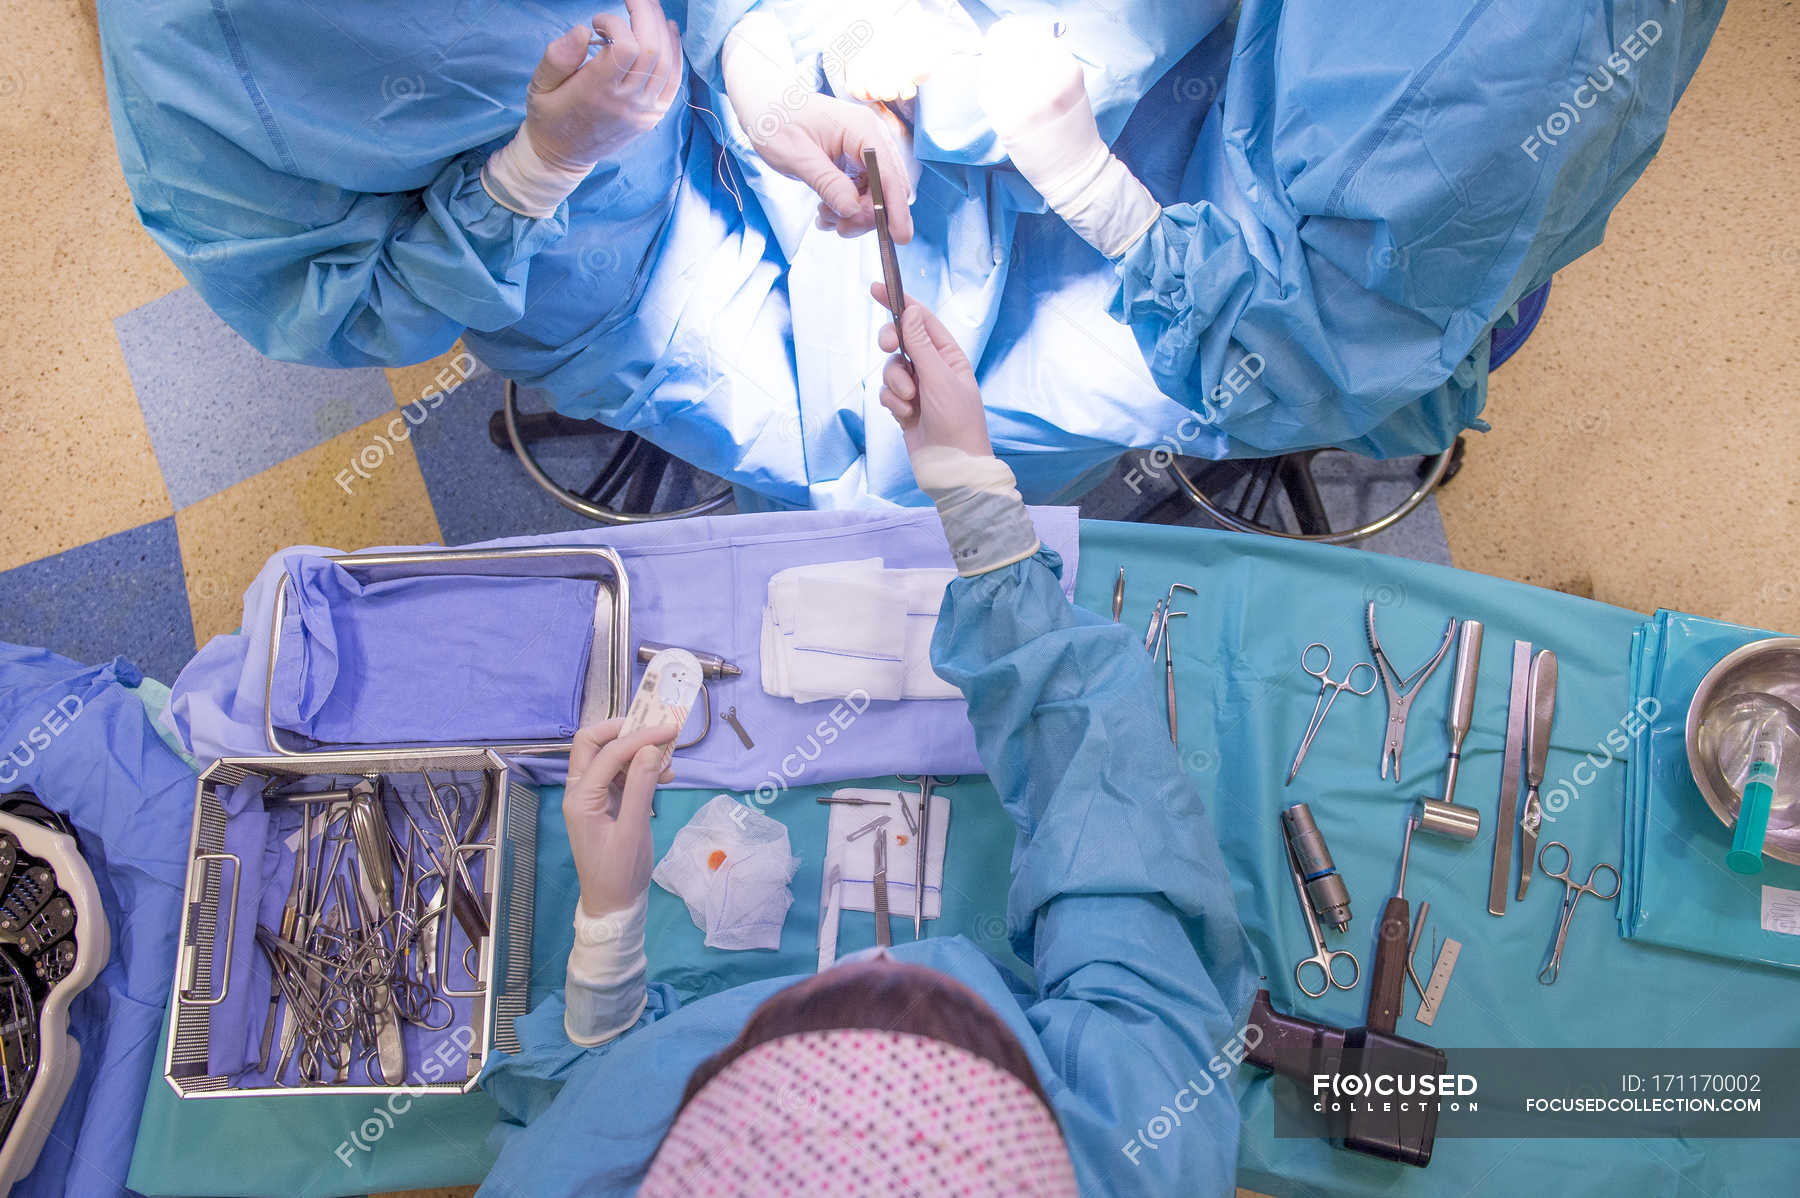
[873,284,1039,575]
[560,716,677,1045]
[723,11,914,241]
[563,716,677,919]
[977,17,1159,258]
[819,2,943,103]
[483,0,685,218]
[872,282,989,458]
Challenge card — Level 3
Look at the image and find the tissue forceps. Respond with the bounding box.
[1286,644,1376,785]
[1535,841,1619,985]
[872,835,891,948]
[898,775,956,939]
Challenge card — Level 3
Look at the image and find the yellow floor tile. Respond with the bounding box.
[175,417,443,645]
[1439,0,1800,632]
[0,1,190,572]
[386,340,484,409]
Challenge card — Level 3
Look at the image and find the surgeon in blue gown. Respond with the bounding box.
[100,1,1723,507]
[98,0,1224,506]
[474,290,1257,1198]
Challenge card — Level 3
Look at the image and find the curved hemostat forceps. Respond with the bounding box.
[1535,840,1619,985]
[1366,603,1459,781]
[1286,642,1376,785]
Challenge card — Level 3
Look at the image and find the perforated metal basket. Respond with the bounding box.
[166,748,539,1099]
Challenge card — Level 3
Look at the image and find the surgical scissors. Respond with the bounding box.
[897,775,956,938]
[1535,841,1619,985]
[1286,643,1376,785]
[1285,839,1360,998]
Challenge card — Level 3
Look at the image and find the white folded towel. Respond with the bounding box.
[762,559,959,702]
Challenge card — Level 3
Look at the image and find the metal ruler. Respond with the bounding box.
[1415,938,1461,1027]
[1487,640,1533,915]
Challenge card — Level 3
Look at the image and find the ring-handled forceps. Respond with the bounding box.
[1366,603,1458,781]
[1285,838,1360,997]
[1535,841,1619,985]
[897,775,956,939]
[1286,643,1376,785]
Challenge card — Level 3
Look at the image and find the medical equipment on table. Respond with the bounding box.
[1725,708,1790,874]
[1280,803,1351,932]
[1409,913,1460,1030]
[1245,986,1445,1168]
[1488,640,1534,916]
[1367,816,1417,1033]
[1150,583,1196,665]
[1517,650,1559,899]
[1416,797,1482,842]
[653,796,800,952]
[822,789,949,943]
[1143,600,1165,652]
[1162,611,1187,745]
[871,835,891,948]
[846,816,890,842]
[623,648,703,779]
[1283,836,1359,1000]
[1285,642,1376,785]
[817,795,889,807]
[636,641,744,751]
[1381,796,1480,1025]
[1439,620,1484,807]
[816,861,844,973]
[1153,584,1196,655]
[722,707,755,750]
[863,148,907,343]
[762,560,960,703]
[1111,568,1125,621]
[167,749,530,1099]
[1535,841,1620,985]
[1687,636,1800,869]
[898,776,956,938]
[1366,604,1459,782]
[0,799,108,1193]
[263,545,631,757]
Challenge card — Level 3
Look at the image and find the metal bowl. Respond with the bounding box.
[1685,637,1800,866]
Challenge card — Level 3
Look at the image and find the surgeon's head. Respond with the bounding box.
[639,955,1079,1196]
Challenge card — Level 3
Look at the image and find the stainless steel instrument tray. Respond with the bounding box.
[166,748,539,1099]
[263,545,630,756]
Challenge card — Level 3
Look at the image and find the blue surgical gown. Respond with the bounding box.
[99,1,1720,505]
[97,0,1219,507]
[476,548,1258,1197]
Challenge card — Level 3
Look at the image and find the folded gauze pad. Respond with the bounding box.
[653,795,800,950]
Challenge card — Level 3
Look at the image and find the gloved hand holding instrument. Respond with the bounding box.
[484,0,686,218]
[723,11,914,242]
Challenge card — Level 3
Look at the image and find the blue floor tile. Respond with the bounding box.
[406,372,596,546]
[408,372,727,546]
[0,519,196,683]
[115,287,396,508]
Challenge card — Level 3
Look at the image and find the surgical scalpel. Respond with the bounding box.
[1367,604,1459,781]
